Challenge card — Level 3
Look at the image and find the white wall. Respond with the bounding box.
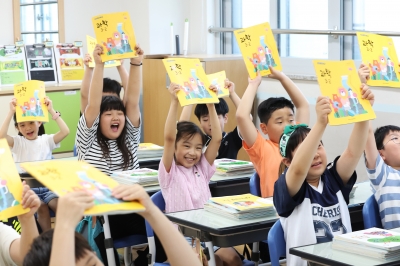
[0,1,15,45]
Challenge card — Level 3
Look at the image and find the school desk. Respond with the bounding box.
[289,228,400,266]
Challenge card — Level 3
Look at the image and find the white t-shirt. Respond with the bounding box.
[11,134,60,163]
[0,223,20,266]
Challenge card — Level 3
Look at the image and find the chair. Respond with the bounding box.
[249,172,261,197]
[363,195,383,229]
[267,220,286,266]
[114,234,148,266]
[73,145,77,157]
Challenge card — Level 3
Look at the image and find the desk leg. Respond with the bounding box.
[252,241,260,266]
[103,215,116,266]
[204,241,217,266]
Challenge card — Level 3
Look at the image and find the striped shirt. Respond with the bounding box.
[76,114,140,175]
[367,155,400,229]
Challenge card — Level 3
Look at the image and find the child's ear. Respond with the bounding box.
[282,157,291,167]
[378,149,386,161]
[223,114,228,123]
[259,123,268,135]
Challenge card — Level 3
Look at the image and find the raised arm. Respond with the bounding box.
[0,98,16,147]
[285,96,330,197]
[236,73,262,147]
[84,45,104,128]
[80,53,94,114]
[337,84,374,183]
[268,66,309,125]
[45,97,70,144]
[124,45,144,127]
[204,104,222,165]
[365,121,379,169]
[162,83,181,172]
[116,60,129,100]
[225,79,241,109]
[179,105,193,121]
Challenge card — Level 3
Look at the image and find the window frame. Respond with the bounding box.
[12,0,65,43]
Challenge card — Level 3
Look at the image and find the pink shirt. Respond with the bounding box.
[158,155,216,213]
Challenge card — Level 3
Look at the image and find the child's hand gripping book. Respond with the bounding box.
[14,80,48,123]
[313,60,376,126]
[234,22,282,79]
[0,139,29,220]
[21,160,145,215]
[92,12,137,62]
[163,58,219,106]
[356,32,400,88]
[207,71,229,98]
[86,35,121,68]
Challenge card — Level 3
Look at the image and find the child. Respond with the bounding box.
[0,96,70,232]
[273,86,374,266]
[180,79,243,159]
[365,124,400,229]
[1,181,40,266]
[23,185,202,266]
[159,83,242,266]
[236,68,310,197]
[80,53,128,114]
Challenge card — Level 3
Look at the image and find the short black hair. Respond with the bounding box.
[176,121,206,146]
[280,126,311,161]
[374,125,400,150]
[194,98,229,120]
[257,97,295,125]
[13,113,45,136]
[23,229,93,266]
[103,77,122,97]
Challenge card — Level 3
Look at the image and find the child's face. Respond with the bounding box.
[16,121,42,140]
[379,131,400,169]
[175,133,203,168]
[261,107,295,143]
[100,109,125,140]
[76,250,103,266]
[199,114,227,136]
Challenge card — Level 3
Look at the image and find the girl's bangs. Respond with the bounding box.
[100,96,126,113]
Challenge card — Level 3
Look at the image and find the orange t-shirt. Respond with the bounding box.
[243,131,282,197]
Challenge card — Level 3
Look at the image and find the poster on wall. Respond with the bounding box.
[25,44,57,84]
[0,45,28,87]
[54,44,84,83]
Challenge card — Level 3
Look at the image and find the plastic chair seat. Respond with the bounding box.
[267,220,286,266]
[243,259,255,266]
[362,195,383,229]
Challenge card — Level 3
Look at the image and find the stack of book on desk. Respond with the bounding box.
[204,194,274,220]
[332,228,400,260]
[112,168,159,187]
[137,143,164,159]
[214,159,254,176]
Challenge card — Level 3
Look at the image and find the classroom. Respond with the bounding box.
[0,0,400,266]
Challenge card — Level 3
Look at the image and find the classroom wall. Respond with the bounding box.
[0,1,15,45]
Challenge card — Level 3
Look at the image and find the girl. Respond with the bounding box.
[0,96,70,232]
[158,83,242,266]
[273,85,374,266]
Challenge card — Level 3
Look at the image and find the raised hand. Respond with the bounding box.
[93,44,104,65]
[267,66,285,80]
[131,44,144,65]
[168,82,181,101]
[315,96,331,126]
[358,63,370,83]
[360,83,374,106]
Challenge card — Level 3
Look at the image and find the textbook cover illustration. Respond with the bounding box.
[207,71,229,98]
[54,44,84,82]
[356,32,400,88]
[0,139,29,220]
[21,160,145,215]
[0,46,28,86]
[163,58,219,106]
[234,22,281,79]
[313,60,376,126]
[14,80,48,123]
[25,44,57,83]
[92,12,137,61]
[86,35,121,68]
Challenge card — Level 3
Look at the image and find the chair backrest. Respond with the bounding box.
[267,220,286,266]
[363,195,383,229]
[73,145,77,157]
[249,172,261,197]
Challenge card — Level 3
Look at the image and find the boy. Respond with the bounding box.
[179,79,243,159]
[23,185,202,266]
[1,182,40,266]
[364,124,400,229]
[236,67,310,197]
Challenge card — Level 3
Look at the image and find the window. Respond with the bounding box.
[13,0,64,44]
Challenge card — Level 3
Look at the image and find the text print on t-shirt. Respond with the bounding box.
[312,203,347,243]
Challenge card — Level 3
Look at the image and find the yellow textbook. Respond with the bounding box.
[21,161,145,216]
[163,58,219,106]
[234,22,281,79]
[208,194,273,212]
[207,71,229,98]
[313,60,376,126]
[14,80,48,123]
[92,12,137,62]
[0,139,29,220]
[356,32,400,88]
[86,35,121,68]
